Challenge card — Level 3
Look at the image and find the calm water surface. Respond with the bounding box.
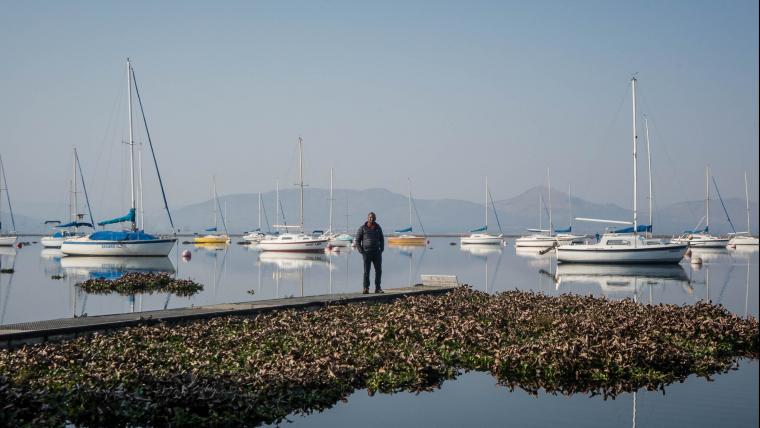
[0,237,757,426]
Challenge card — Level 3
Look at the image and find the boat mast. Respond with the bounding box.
[485,176,489,231]
[745,171,751,234]
[538,193,542,231]
[631,75,639,236]
[568,183,573,230]
[71,148,77,225]
[644,115,652,236]
[298,137,305,232]
[275,180,279,227]
[213,176,218,232]
[0,155,15,233]
[138,142,145,230]
[547,168,553,237]
[329,168,334,233]
[258,192,262,231]
[705,166,710,233]
[127,58,137,231]
[408,178,412,229]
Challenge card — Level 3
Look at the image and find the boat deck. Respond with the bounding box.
[0,284,457,348]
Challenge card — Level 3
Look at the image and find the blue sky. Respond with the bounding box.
[1,0,757,219]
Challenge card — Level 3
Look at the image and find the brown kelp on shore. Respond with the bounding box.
[76,272,203,296]
[0,287,757,426]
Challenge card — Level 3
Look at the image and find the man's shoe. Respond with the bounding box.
[375,288,384,294]
[362,288,369,294]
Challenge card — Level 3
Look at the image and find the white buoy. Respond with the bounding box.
[181,249,191,261]
[690,255,702,265]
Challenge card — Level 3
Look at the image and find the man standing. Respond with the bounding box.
[355,212,384,294]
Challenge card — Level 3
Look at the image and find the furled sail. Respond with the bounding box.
[57,221,93,228]
[395,226,413,233]
[97,208,135,226]
[612,224,652,234]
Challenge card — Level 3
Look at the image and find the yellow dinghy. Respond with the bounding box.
[387,235,426,246]
[193,234,230,244]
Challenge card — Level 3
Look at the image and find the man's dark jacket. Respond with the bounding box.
[355,222,384,253]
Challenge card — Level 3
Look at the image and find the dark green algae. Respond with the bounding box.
[0,287,757,426]
[76,272,203,296]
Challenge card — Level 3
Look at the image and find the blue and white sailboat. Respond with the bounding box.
[0,154,16,247]
[41,148,96,248]
[61,59,176,257]
[461,177,503,245]
[556,76,688,264]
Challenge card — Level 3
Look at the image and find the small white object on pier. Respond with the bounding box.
[420,274,460,287]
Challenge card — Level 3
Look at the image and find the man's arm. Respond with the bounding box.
[378,226,384,252]
[355,226,364,253]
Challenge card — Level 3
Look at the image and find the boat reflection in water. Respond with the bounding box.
[555,263,690,298]
[515,246,554,268]
[258,251,329,271]
[460,243,503,257]
[258,251,331,298]
[193,242,229,252]
[688,247,732,264]
[40,248,65,277]
[0,246,17,258]
[460,244,504,292]
[60,256,176,280]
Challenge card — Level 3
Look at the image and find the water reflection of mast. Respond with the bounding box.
[745,259,750,317]
[0,253,16,325]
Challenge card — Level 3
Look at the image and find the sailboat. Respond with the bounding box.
[323,169,353,247]
[729,171,759,246]
[0,155,17,247]
[515,170,583,248]
[461,177,503,245]
[194,177,231,244]
[556,76,688,264]
[41,148,96,248]
[388,181,427,246]
[672,167,730,248]
[258,138,328,252]
[243,192,266,243]
[61,59,177,257]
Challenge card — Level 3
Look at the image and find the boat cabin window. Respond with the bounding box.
[605,239,630,246]
[281,236,292,240]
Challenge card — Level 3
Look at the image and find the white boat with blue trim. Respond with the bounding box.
[259,138,328,253]
[61,59,177,257]
[556,76,687,264]
[461,177,504,245]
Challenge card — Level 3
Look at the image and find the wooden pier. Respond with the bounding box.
[0,283,458,348]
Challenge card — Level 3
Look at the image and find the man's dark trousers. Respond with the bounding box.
[363,251,382,290]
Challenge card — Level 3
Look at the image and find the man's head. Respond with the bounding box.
[367,212,376,225]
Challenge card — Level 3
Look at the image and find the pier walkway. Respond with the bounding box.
[0,284,458,348]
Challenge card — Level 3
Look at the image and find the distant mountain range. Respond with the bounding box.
[5,186,757,236]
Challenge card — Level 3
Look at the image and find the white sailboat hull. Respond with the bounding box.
[258,234,328,252]
[460,233,503,245]
[729,235,759,246]
[556,234,688,264]
[61,236,177,256]
[515,234,580,248]
[557,244,687,263]
[0,235,17,246]
[687,234,729,248]
[328,239,351,247]
[41,236,66,248]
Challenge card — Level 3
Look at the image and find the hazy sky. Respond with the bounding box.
[1,0,758,221]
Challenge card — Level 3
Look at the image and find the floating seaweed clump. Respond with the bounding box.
[0,287,757,426]
[76,272,203,296]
